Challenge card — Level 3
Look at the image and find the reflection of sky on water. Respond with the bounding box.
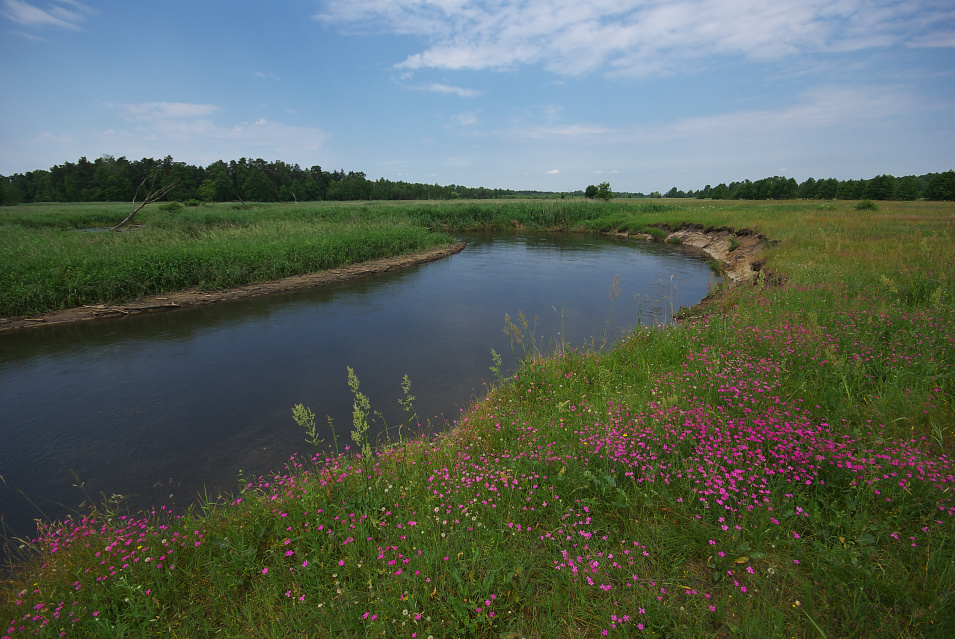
[0,232,716,541]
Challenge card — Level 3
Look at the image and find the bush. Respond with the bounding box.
[856,199,878,211]
[158,201,184,214]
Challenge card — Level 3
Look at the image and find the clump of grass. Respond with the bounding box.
[856,199,878,211]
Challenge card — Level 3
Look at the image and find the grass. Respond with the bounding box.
[1,199,953,638]
[0,202,459,318]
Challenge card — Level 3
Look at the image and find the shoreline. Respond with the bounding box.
[0,242,466,332]
[1,225,771,333]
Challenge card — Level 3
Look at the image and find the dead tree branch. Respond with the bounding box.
[111,173,179,231]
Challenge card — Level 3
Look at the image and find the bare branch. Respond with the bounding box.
[111,173,179,231]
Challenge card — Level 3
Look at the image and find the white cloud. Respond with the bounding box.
[502,84,915,148]
[1,0,95,31]
[119,102,222,120]
[452,111,479,126]
[635,85,916,143]
[109,102,329,156]
[418,82,481,97]
[518,123,614,139]
[317,1,955,77]
[545,169,559,174]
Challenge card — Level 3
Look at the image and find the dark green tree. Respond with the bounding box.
[863,174,896,200]
[896,175,920,201]
[242,170,275,202]
[594,182,613,200]
[925,171,955,201]
[798,177,818,199]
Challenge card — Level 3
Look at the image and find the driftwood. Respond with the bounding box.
[82,302,181,317]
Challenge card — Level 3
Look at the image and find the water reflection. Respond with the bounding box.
[0,232,716,541]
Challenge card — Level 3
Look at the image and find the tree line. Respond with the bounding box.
[1,155,953,205]
[0,155,529,206]
[657,172,955,201]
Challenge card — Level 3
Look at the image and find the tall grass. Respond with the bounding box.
[1,199,953,638]
[0,203,457,317]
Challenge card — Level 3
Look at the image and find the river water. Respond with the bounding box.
[0,232,716,542]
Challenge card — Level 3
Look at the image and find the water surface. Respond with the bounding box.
[0,232,716,540]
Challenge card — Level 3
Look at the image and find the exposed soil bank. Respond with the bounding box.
[615,223,771,284]
[0,242,466,332]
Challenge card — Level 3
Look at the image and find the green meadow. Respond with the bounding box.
[1,199,953,638]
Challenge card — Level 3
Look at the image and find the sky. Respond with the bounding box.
[1,0,954,193]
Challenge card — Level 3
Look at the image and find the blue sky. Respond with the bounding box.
[2,0,953,192]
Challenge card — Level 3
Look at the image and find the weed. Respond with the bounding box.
[292,403,320,449]
[347,367,372,460]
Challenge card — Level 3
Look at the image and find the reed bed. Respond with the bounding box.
[0,203,456,318]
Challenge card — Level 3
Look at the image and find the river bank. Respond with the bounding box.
[2,200,952,638]
[0,220,769,333]
[0,242,465,332]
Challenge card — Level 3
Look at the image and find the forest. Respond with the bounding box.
[1,155,953,204]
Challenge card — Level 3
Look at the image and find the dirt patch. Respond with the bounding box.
[662,224,770,284]
[610,223,771,284]
[0,242,466,332]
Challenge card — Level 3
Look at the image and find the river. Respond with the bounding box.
[0,231,716,543]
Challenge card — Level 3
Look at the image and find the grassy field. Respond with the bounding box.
[1,199,953,637]
[0,198,684,319]
[0,202,461,318]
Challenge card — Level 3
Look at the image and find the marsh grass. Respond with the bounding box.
[0,203,457,317]
[2,199,954,638]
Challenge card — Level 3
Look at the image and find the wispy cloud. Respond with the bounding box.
[502,84,916,151]
[635,85,916,143]
[418,82,481,97]
[452,111,479,126]
[118,102,222,120]
[317,1,955,77]
[112,102,329,154]
[1,0,95,31]
[518,123,614,140]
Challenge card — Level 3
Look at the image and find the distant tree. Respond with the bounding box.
[864,174,896,200]
[584,184,598,199]
[798,177,818,199]
[896,175,920,201]
[734,180,754,200]
[242,170,274,202]
[836,180,864,200]
[592,182,612,200]
[0,176,11,205]
[197,178,217,203]
[816,178,839,199]
[925,170,955,201]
